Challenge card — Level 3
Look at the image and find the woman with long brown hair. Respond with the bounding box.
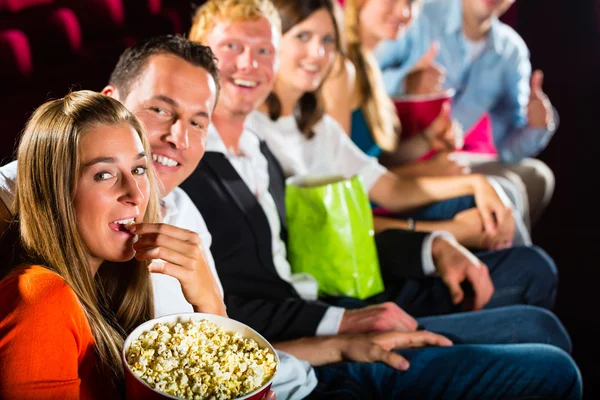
[0,90,178,398]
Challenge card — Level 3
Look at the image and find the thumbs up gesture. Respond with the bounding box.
[405,41,447,96]
[527,70,554,129]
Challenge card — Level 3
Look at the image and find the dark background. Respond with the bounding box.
[516,1,600,397]
[1,0,598,397]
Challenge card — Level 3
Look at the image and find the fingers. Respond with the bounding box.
[367,344,411,371]
[130,223,201,244]
[442,273,464,305]
[478,205,498,236]
[466,263,494,310]
[376,330,454,350]
[389,303,419,331]
[134,231,202,258]
[261,391,276,400]
[452,120,465,149]
[134,244,196,268]
[403,331,454,348]
[530,70,544,99]
[146,260,190,283]
[438,101,451,120]
[416,40,440,70]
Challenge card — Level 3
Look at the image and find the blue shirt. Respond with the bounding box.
[350,109,382,158]
[374,0,557,163]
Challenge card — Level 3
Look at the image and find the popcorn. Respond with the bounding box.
[126,319,277,400]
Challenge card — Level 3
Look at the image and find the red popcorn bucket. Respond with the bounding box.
[392,88,455,139]
[123,313,279,400]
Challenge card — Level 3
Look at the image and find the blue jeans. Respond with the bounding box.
[404,195,476,221]
[328,245,558,318]
[417,305,572,353]
[309,344,582,399]
[320,304,572,353]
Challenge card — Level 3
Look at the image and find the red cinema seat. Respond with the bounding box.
[0,29,33,79]
[1,0,53,13]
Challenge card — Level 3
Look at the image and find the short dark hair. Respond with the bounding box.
[109,35,220,100]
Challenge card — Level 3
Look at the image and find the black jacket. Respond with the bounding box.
[180,142,429,341]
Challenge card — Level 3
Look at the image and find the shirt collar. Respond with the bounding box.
[445,0,464,35]
[447,0,504,55]
[206,124,228,154]
[160,190,178,221]
[205,121,262,159]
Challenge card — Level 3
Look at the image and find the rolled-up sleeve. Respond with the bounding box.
[325,116,387,190]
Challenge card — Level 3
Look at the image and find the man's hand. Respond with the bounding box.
[405,41,446,96]
[132,223,227,317]
[453,207,515,250]
[527,70,554,129]
[338,302,418,334]
[470,175,511,235]
[275,331,452,372]
[432,237,494,310]
[340,331,453,370]
[422,102,463,152]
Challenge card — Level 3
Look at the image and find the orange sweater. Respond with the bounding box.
[0,265,117,400]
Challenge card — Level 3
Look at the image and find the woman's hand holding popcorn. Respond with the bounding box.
[131,223,227,317]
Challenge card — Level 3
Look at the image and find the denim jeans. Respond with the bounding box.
[327,245,558,318]
[404,195,476,221]
[308,344,582,399]
[320,304,572,353]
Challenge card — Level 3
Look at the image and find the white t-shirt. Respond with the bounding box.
[0,160,317,400]
[246,111,387,190]
[463,35,489,64]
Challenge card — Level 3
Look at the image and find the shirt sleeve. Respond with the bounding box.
[325,116,387,190]
[0,270,91,400]
[315,306,345,336]
[421,231,457,276]
[0,160,18,214]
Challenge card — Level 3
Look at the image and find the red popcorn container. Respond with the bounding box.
[123,313,279,400]
[392,88,455,139]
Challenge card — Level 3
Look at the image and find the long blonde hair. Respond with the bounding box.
[345,0,398,152]
[14,90,161,392]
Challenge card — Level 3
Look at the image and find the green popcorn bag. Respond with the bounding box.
[285,175,384,300]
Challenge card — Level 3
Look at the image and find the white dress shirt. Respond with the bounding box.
[206,124,348,336]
